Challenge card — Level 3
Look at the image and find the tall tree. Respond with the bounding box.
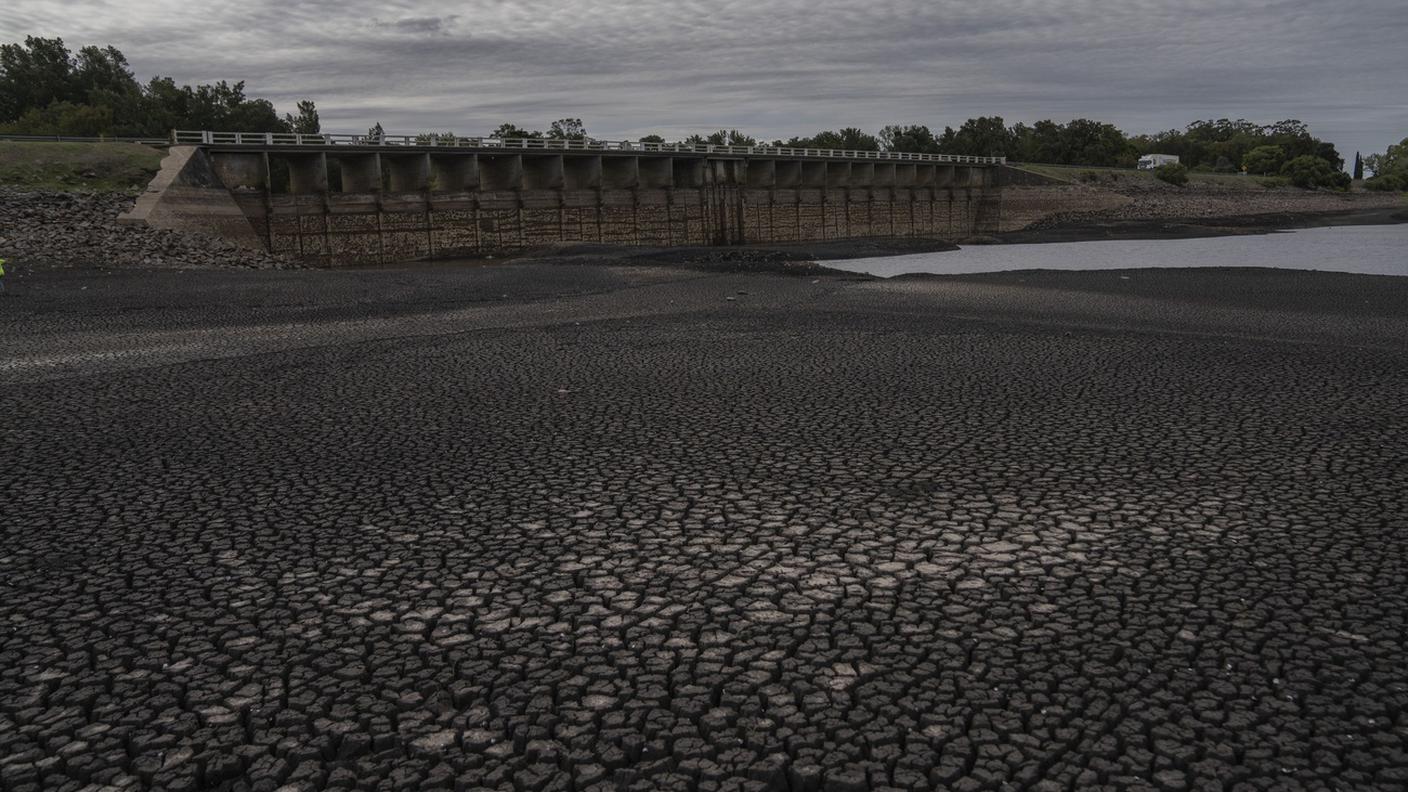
[879,124,940,154]
[0,36,77,122]
[1353,152,1363,180]
[490,123,540,139]
[702,129,756,147]
[786,128,879,151]
[940,116,1013,157]
[285,100,319,134]
[548,118,587,140]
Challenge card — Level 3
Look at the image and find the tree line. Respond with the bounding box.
[452,117,1359,189]
[0,37,319,138]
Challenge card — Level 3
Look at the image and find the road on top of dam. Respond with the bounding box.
[1,262,1406,792]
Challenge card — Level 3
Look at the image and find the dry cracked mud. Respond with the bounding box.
[1,263,1406,791]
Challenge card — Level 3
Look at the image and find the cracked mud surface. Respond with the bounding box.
[2,264,1407,791]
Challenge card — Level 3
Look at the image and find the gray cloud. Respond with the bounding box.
[3,0,1405,156]
[387,16,458,35]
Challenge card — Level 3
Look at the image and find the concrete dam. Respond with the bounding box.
[123,131,1118,265]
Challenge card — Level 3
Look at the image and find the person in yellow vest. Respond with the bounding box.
[0,258,6,293]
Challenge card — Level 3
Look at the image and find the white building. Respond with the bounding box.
[1138,154,1181,170]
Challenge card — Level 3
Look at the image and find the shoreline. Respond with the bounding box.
[426,207,1407,276]
[988,205,1408,245]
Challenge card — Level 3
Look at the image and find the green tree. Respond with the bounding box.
[548,118,587,140]
[366,122,385,142]
[1242,145,1285,175]
[72,45,138,103]
[0,36,78,122]
[1280,155,1350,190]
[285,100,319,134]
[878,124,939,153]
[1363,137,1408,191]
[787,129,879,151]
[1008,120,1063,162]
[697,129,756,147]
[1352,152,1363,180]
[940,116,1013,157]
[638,134,665,144]
[834,127,880,151]
[1364,137,1407,177]
[491,123,540,139]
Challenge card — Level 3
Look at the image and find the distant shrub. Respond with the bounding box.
[1242,145,1286,175]
[1364,174,1406,192]
[1280,155,1350,190]
[1154,162,1189,186]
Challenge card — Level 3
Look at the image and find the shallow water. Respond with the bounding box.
[838,224,1408,278]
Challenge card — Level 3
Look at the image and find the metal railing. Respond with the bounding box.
[1,133,169,145]
[172,130,1005,165]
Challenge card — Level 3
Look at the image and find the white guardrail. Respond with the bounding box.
[172,130,1005,165]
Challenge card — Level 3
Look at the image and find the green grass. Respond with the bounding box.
[1014,163,1288,191]
[0,140,165,192]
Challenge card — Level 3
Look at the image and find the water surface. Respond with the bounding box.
[838,224,1408,278]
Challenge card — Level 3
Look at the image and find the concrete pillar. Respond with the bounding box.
[639,157,673,188]
[565,156,602,189]
[672,158,704,188]
[602,157,639,189]
[850,163,875,187]
[775,161,802,188]
[914,164,937,187]
[894,164,917,187]
[824,162,851,188]
[338,154,381,192]
[286,154,327,194]
[431,154,478,191]
[873,163,896,186]
[523,155,564,190]
[746,160,776,188]
[480,154,524,191]
[387,154,430,192]
[936,165,956,188]
[210,153,267,190]
[801,161,827,187]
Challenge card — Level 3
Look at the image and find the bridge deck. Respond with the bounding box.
[174,130,1005,165]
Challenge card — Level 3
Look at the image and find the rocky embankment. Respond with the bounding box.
[0,188,300,273]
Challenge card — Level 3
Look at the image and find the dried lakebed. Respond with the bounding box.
[2,264,1407,791]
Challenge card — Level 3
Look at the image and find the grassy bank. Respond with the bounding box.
[1014,162,1291,191]
[0,140,164,192]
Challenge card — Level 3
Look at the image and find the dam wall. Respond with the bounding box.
[151,135,1007,265]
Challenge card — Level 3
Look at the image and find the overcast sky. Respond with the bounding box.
[4,0,1406,158]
